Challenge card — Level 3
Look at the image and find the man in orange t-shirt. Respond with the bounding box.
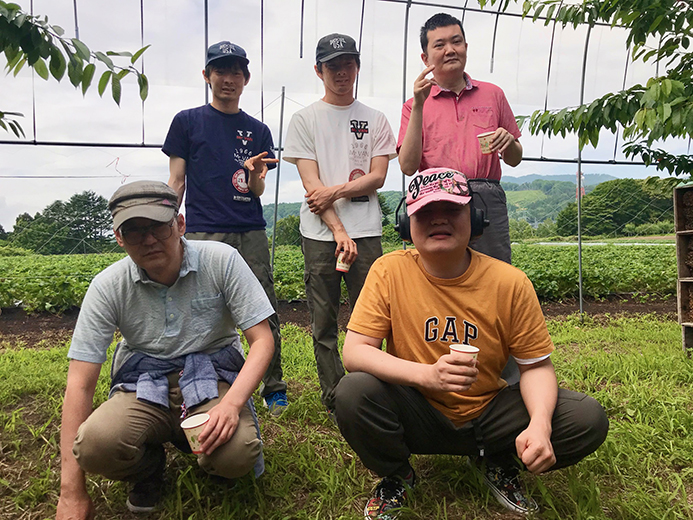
[334,168,608,519]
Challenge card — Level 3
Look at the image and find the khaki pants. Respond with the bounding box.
[186,230,286,397]
[73,374,261,482]
[301,236,382,410]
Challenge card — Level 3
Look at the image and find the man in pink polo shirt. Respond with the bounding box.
[398,12,522,266]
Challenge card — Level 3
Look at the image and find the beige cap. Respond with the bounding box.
[108,180,179,231]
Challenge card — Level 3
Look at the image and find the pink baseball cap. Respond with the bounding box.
[406,168,472,216]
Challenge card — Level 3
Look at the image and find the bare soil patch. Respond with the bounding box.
[0,296,677,349]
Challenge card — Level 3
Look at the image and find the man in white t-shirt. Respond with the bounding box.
[283,33,397,415]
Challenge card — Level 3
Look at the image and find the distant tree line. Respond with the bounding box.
[3,191,116,254]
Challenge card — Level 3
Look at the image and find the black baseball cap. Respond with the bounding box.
[206,41,249,67]
[315,33,359,64]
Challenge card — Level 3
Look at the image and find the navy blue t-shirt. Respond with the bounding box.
[162,105,276,233]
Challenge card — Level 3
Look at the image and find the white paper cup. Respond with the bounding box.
[181,413,210,454]
[336,251,351,273]
[477,132,495,155]
[450,344,479,360]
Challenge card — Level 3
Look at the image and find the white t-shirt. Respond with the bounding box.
[283,99,397,241]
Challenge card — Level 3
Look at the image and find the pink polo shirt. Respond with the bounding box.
[397,75,521,180]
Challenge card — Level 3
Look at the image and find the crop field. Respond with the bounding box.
[505,190,546,208]
[1,314,691,519]
[0,243,677,313]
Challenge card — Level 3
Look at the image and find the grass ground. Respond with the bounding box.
[1,314,692,519]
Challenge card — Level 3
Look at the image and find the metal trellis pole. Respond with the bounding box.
[271,86,286,269]
[577,25,593,320]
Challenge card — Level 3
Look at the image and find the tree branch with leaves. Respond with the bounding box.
[481,0,692,177]
[0,1,150,137]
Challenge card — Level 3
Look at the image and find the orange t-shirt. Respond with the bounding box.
[348,248,554,427]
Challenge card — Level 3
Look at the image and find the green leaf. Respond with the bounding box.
[12,56,26,76]
[53,24,64,36]
[106,50,132,57]
[81,63,95,95]
[94,51,114,70]
[32,57,49,80]
[71,38,90,61]
[130,44,150,64]
[67,57,83,87]
[111,74,121,106]
[116,69,129,80]
[137,73,149,101]
[49,48,66,81]
[98,70,112,97]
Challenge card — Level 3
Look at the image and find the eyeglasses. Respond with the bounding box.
[120,219,175,245]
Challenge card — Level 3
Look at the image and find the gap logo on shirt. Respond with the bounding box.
[424,316,478,345]
[350,120,369,140]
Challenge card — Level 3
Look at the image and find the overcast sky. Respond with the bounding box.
[0,0,686,231]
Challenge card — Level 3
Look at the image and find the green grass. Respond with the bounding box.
[1,316,692,519]
[506,190,546,208]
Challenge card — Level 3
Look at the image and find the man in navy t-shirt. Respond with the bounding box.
[163,41,288,415]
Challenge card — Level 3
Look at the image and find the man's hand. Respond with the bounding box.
[244,151,278,181]
[333,229,358,264]
[515,422,556,474]
[56,491,95,520]
[422,352,478,392]
[489,128,516,154]
[413,65,436,107]
[305,185,337,215]
[197,401,242,456]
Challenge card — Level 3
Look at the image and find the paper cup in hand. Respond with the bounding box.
[477,132,495,155]
[336,251,351,273]
[181,413,210,454]
[450,344,479,360]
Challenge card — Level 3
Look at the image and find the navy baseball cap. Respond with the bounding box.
[206,41,249,67]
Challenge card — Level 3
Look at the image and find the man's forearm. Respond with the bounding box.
[330,155,389,200]
[247,172,266,197]
[222,321,274,409]
[501,139,523,167]
[168,156,187,206]
[518,359,557,428]
[59,363,100,497]
[398,103,424,176]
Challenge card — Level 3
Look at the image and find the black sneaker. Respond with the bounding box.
[126,449,166,513]
[364,473,414,519]
[474,459,538,515]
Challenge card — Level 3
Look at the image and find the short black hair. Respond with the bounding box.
[205,56,250,81]
[420,13,466,53]
[316,55,361,73]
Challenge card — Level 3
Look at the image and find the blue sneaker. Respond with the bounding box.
[263,390,288,417]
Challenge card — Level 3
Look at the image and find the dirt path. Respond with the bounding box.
[0,296,678,349]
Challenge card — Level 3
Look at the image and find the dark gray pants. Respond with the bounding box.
[335,372,608,478]
[302,236,382,410]
[186,230,286,397]
[468,179,519,385]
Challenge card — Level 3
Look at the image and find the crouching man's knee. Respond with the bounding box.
[198,406,262,480]
[72,417,141,480]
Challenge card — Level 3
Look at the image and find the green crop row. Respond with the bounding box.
[0,244,677,313]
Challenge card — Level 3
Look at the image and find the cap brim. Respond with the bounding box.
[407,194,471,216]
[206,55,249,66]
[113,206,177,231]
[319,50,360,63]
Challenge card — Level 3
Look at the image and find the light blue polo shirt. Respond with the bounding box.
[68,239,275,376]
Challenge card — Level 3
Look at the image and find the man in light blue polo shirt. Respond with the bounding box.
[56,181,275,519]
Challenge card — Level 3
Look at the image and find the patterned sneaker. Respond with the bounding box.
[474,459,538,515]
[126,449,165,513]
[264,390,289,417]
[364,473,414,519]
